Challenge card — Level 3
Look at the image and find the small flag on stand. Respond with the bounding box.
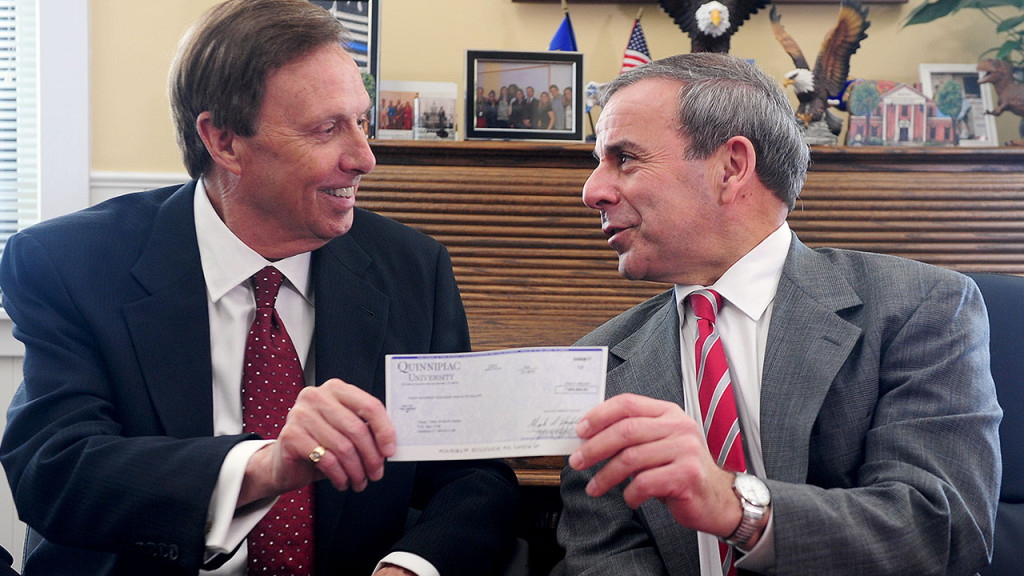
[620,9,652,73]
[549,0,578,51]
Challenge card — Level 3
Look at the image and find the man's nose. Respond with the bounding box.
[342,128,376,175]
[582,165,616,210]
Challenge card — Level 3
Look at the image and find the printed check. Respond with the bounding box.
[385,347,608,461]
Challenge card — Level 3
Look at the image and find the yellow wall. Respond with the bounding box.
[91,0,1011,173]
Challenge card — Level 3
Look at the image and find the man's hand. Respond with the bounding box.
[240,378,396,506]
[567,393,741,538]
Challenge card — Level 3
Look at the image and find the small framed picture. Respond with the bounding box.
[465,50,584,141]
[377,81,459,141]
[919,63,998,147]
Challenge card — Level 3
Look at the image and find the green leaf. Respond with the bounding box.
[963,0,1023,7]
[997,13,1024,31]
[904,0,965,25]
[997,41,1018,59]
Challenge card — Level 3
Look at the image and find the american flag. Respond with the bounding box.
[620,19,651,73]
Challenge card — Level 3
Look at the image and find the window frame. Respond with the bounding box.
[0,0,88,347]
[38,0,89,221]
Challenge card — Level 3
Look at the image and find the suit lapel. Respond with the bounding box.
[607,293,683,405]
[123,182,215,438]
[606,294,701,571]
[310,229,390,554]
[760,236,863,483]
[311,233,389,394]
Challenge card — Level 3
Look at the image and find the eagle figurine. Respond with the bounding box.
[659,0,770,53]
[770,0,869,136]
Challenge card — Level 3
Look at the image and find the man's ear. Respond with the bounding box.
[196,111,244,176]
[716,135,757,204]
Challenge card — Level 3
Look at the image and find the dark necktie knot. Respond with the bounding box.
[251,266,284,310]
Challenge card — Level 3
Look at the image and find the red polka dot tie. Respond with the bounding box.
[689,289,745,576]
[242,266,314,575]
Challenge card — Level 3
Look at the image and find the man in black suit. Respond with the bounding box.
[522,86,538,128]
[0,1,518,575]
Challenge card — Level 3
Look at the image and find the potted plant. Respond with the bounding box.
[905,0,1024,143]
[904,0,1024,66]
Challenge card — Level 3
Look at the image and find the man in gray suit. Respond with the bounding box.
[557,53,1002,575]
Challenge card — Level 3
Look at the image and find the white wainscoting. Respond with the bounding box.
[0,171,188,569]
[0,354,24,569]
[90,170,190,206]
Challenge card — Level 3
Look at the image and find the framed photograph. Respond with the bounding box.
[378,81,459,141]
[919,63,998,147]
[415,94,458,141]
[465,50,584,141]
[311,1,381,137]
[376,86,416,140]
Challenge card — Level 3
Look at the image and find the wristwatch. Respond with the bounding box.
[723,472,771,549]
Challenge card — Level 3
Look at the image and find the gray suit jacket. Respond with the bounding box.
[558,235,1002,576]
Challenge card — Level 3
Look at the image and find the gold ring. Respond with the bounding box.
[308,445,327,464]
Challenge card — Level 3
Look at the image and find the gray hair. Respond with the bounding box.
[601,53,809,210]
[169,0,347,179]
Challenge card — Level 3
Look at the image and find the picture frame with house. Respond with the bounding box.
[844,79,956,146]
[844,66,998,147]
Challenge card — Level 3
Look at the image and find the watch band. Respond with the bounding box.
[723,472,770,549]
[724,497,765,548]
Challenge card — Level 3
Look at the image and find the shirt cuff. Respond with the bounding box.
[374,551,440,576]
[204,439,277,562]
[734,508,775,572]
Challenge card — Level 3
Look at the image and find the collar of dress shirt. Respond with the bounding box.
[674,222,791,320]
[194,178,313,304]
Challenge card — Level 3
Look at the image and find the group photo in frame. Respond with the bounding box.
[465,50,584,141]
[919,63,998,147]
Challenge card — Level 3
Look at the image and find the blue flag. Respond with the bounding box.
[549,13,577,51]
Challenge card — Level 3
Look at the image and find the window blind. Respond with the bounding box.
[0,0,37,257]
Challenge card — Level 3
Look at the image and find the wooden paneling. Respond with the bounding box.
[362,141,1024,487]
[359,155,668,352]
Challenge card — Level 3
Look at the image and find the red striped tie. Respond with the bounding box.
[689,289,745,576]
[242,266,314,575]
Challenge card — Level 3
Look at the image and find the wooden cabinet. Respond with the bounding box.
[360,141,1024,574]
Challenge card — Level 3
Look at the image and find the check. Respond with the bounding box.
[385,347,607,461]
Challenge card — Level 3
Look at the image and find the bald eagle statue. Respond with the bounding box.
[770,0,869,141]
[659,0,770,54]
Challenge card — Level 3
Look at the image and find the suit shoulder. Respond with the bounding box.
[346,207,444,257]
[791,245,978,316]
[11,184,186,251]
[810,246,969,290]
[576,290,675,347]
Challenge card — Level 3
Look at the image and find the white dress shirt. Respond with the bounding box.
[674,222,792,576]
[192,180,436,576]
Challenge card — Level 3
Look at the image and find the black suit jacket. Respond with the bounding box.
[0,182,518,575]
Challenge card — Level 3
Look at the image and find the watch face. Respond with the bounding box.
[736,473,771,506]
